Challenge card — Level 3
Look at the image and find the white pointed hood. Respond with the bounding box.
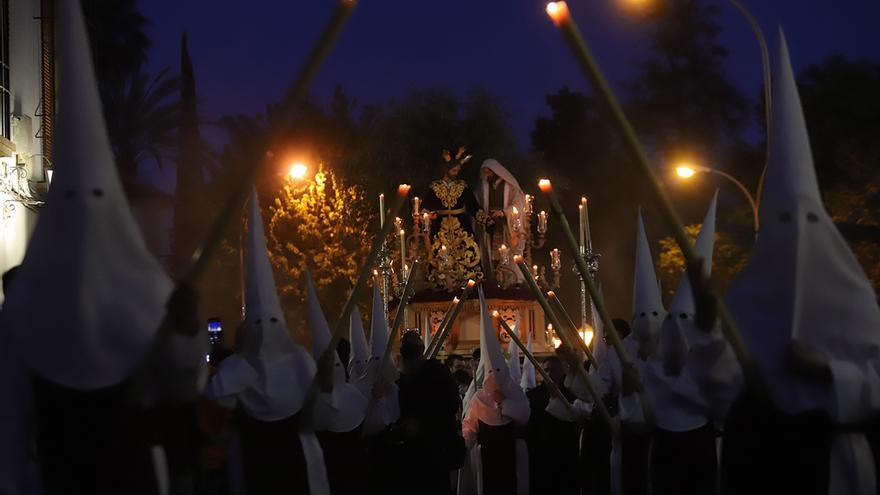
[632,209,666,340]
[243,191,297,360]
[304,270,367,431]
[305,271,344,381]
[363,282,397,384]
[727,30,880,415]
[669,191,718,318]
[480,289,508,381]
[231,192,313,421]
[520,331,537,391]
[660,192,717,373]
[4,0,172,389]
[361,282,400,434]
[348,306,369,380]
[507,317,522,386]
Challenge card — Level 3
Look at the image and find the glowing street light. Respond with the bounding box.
[288,162,308,180]
[675,165,699,179]
[673,161,759,237]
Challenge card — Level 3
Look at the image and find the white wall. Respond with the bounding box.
[1,0,46,296]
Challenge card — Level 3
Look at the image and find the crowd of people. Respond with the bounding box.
[2,2,880,495]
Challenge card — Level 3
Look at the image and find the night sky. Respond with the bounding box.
[141,0,880,154]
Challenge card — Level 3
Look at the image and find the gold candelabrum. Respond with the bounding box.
[494,194,554,289]
[387,192,577,299]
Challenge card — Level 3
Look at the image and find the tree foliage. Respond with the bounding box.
[266,167,375,323]
[657,224,748,303]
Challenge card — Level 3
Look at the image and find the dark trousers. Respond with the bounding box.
[317,426,365,495]
[478,421,518,495]
[721,393,832,495]
[621,425,652,495]
[237,412,309,495]
[580,418,612,495]
[651,423,718,495]
[32,376,159,495]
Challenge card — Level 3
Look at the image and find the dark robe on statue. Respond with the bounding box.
[236,410,310,495]
[389,359,465,495]
[720,389,832,495]
[478,420,519,494]
[527,383,581,495]
[32,376,160,495]
[422,179,485,288]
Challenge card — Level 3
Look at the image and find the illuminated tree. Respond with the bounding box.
[266,166,375,322]
[657,224,747,302]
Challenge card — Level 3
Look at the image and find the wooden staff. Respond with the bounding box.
[547,290,600,370]
[494,313,580,423]
[426,280,477,359]
[425,298,458,356]
[301,185,411,427]
[543,2,754,381]
[514,257,617,434]
[128,2,357,401]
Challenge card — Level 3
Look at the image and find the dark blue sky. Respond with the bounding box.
[141,0,880,155]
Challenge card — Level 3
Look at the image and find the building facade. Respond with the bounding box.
[0,0,53,297]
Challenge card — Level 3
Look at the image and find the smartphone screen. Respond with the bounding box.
[207,318,222,345]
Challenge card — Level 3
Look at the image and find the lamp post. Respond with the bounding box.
[675,163,759,236]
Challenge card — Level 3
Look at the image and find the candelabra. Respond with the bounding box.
[572,246,601,331]
[378,240,393,328]
[550,248,562,289]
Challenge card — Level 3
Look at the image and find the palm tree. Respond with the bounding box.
[100,68,181,189]
[81,0,151,89]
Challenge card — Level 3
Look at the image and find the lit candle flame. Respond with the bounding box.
[466,279,476,288]
[538,179,553,192]
[547,290,556,298]
[398,184,411,194]
[492,310,499,318]
[545,2,570,26]
[453,297,460,304]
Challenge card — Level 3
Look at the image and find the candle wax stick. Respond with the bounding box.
[379,193,385,228]
[578,204,585,252]
[399,229,406,273]
[582,197,592,248]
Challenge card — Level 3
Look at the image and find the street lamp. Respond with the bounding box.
[675,163,759,236]
[288,162,309,181]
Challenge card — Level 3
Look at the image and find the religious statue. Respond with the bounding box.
[422,147,485,289]
[478,159,526,284]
